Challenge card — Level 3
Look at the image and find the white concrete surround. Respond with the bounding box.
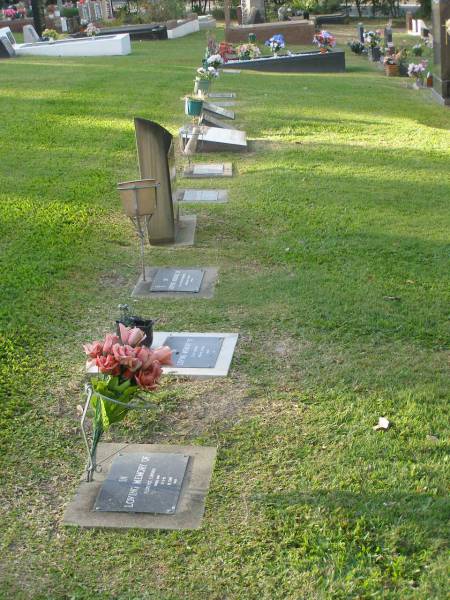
[0,27,131,57]
[167,19,200,39]
[152,332,239,378]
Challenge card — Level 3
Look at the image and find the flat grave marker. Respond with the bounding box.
[203,102,235,120]
[165,335,224,369]
[183,162,233,178]
[211,101,237,107]
[209,92,236,98]
[152,331,239,377]
[131,267,218,298]
[180,125,247,152]
[63,443,217,530]
[150,268,204,293]
[175,189,228,203]
[94,452,189,514]
[200,112,237,130]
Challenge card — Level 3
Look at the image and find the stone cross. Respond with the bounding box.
[432,0,450,105]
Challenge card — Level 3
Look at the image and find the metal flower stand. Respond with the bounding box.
[80,383,154,482]
[117,178,160,283]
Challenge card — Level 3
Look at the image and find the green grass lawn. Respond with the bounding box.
[0,25,449,599]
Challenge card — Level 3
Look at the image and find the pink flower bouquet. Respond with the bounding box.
[83,324,172,475]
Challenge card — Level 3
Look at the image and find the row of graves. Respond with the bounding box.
[59,9,449,530]
[63,40,247,531]
[347,10,450,105]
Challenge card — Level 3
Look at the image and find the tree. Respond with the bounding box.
[31,0,46,37]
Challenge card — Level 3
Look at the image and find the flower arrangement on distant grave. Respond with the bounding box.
[206,53,224,68]
[408,60,428,82]
[82,324,172,479]
[313,30,336,52]
[196,66,219,80]
[235,43,261,60]
[3,7,17,19]
[218,41,234,62]
[383,49,404,66]
[42,28,60,41]
[85,22,100,37]
[412,43,423,57]
[348,39,365,55]
[265,34,286,56]
[364,30,382,48]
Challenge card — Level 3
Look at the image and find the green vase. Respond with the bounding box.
[194,78,211,95]
[185,98,204,117]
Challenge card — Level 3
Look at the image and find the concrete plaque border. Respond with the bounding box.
[63,443,217,530]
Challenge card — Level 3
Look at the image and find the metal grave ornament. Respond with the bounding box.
[94,452,189,514]
[164,335,224,368]
[134,117,196,246]
[150,268,205,293]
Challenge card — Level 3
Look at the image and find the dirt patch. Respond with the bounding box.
[152,376,254,441]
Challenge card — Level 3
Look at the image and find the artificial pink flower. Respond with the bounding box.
[95,354,120,375]
[135,362,163,390]
[83,341,103,358]
[103,333,119,354]
[151,346,173,366]
[134,346,154,370]
[112,343,136,362]
[118,323,146,347]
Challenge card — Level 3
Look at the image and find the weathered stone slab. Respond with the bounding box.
[63,443,217,530]
[183,162,233,178]
[152,331,239,377]
[132,267,218,298]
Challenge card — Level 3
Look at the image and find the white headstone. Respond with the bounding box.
[23,24,40,43]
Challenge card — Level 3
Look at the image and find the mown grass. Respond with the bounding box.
[0,24,449,599]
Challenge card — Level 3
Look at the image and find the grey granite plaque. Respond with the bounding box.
[63,443,217,530]
[94,452,189,514]
[209,92,236,98]
[164,335,224,368]
[150,268,205,293]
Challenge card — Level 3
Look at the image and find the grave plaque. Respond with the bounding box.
[203,102,235,120]
[180,125,247,152]
[164,335,224,368]
[150,268,205,293]
[194,164,224,175]
[183,190,220,202]
[209,92,236,98]
[94,452,189,514]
